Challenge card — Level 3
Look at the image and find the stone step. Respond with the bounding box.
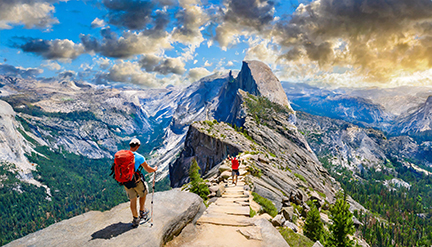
[224,191,245,196]
[207,205,250,216]
[215,201,250,207]
[197,214,254,227]
[225,188,244,192]
[222,194,249,198]
[214,197,249,204]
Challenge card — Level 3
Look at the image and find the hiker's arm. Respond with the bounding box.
[141,161,157,173]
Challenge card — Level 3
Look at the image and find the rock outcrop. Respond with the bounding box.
[236,61,291,108]
[5,190,203,247]
[396,95,432,139]
[170,90,341,211]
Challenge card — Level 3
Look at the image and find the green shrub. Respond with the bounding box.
[304,203,324,242]
[279,227,314,247]
[252,192,278,217]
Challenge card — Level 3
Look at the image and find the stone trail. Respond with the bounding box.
[165,175,289,247]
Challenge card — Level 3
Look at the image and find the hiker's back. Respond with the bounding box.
[113,150,135,183]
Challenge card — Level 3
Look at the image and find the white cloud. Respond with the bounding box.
[188,67,211,81]
[41,61,61,70]
[91,18,106,28]
[0,1,63,30]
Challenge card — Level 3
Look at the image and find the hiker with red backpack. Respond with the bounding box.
[112,138,157,227]
[228,155,240,186]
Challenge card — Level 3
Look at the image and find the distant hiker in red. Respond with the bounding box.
[228,155,240,186]
[127,138,157,227]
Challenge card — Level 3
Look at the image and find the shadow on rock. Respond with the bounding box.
[90,222,132,240]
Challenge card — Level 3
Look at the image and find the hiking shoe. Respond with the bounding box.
[132,217,140,228]
[140,209,150,220]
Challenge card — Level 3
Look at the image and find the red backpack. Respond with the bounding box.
[110,150,136,187]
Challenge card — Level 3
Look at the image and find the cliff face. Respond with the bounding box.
[214,61,293,123]
[169,121,245,188]
[237,61,291,108]
[169,90,360,211]
[395,95,432,139]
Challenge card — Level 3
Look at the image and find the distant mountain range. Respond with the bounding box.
[1,65,431,187]
[282,81,432,139]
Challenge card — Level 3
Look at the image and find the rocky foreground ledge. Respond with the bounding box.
[5,190,203,247]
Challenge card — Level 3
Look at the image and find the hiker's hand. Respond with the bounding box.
[153,166,158,171]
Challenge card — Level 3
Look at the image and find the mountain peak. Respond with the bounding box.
[236,60,292,109]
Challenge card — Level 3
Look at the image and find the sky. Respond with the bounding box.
[2,0,432,88]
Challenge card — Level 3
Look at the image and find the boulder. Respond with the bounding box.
[250,199,261,214]
[271,214,285,227]
[254,218,290,247]
[209,185,219,193]
[283,221,298,233]
[217,183,226,197]
[220,171,231,180]
[290,190,305,205]
[320,212,330,225]
[219,164,231,173]
[5,190,203,247]
[281,207,294,222]
[308,191,324,208]
[257,213,273,221]
[236,226,263,240]
[353,216,363,227]
[282,196,290,207]
[312,241,324,247]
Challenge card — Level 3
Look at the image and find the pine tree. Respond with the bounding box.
[326,194,355,247]
[304,201,324,242]
[189,159,209,200]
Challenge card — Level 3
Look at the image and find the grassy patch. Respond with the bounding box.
[250,207,257,218]
[316,190,327,199]
[247,164,262,178]
[252,192,278,217]
[294,173,307,183]
[279,227,315,247]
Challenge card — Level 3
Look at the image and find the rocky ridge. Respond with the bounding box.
[395,95,432,139]
[5,190,203,247]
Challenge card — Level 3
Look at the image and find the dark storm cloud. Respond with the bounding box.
[272,0,432,79]
[102,0,175,31]
[139,55,186,75]
[224,0,275,30]
[214,0,276,47]
[17,38,84,60]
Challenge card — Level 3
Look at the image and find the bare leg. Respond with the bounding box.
[130,197,138,218]
[139,193,147,212]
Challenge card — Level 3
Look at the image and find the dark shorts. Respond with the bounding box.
[232,169,239,176]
